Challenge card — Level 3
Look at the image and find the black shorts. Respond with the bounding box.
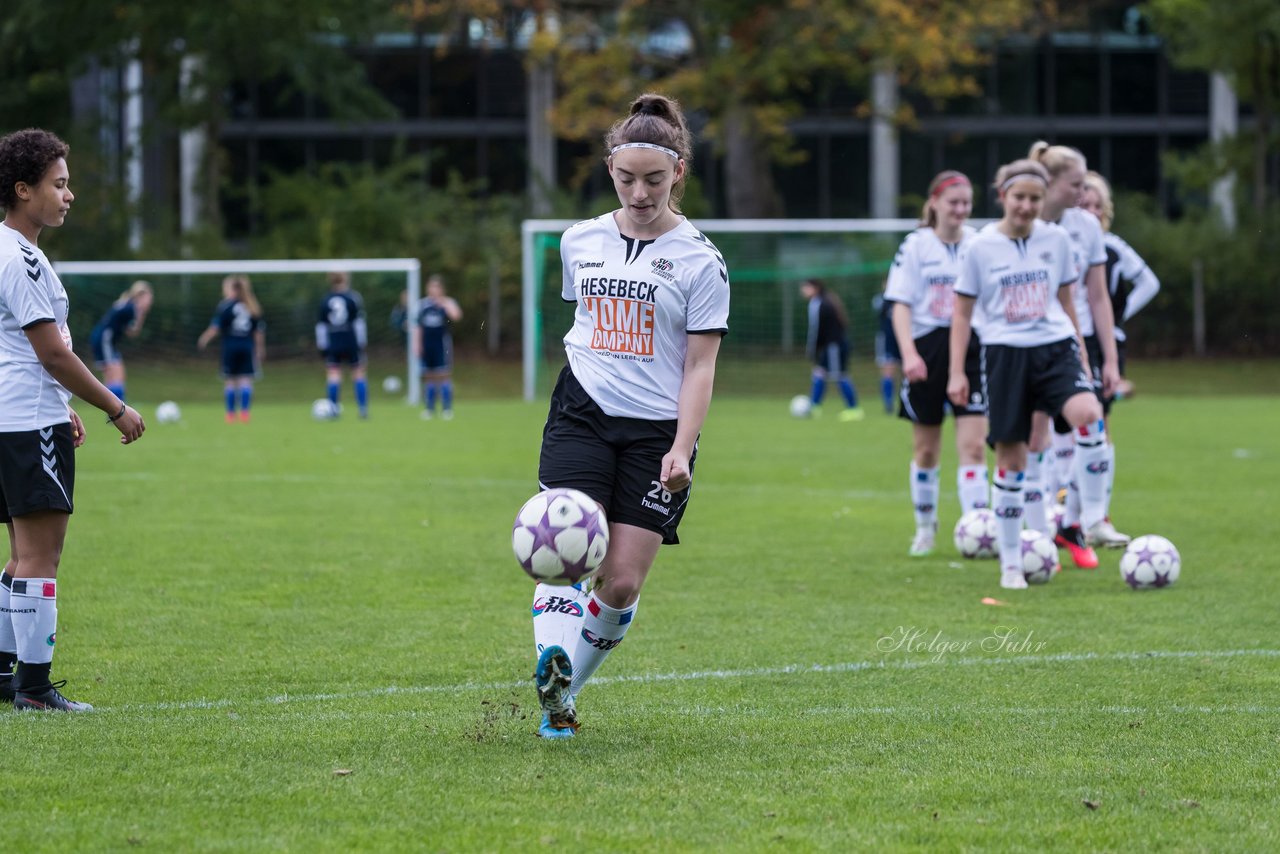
[1055,334,1124,431]
[538,366,693,545]
[813,341,849,375]
[982,339,1095,446]
[90,329,121,367]
[325,346,364,367]
[898,327,986,426]
[420,337,452,373]
[0,423,76,522]
[222,344,257,378]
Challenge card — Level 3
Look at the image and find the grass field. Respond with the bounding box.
[3,359,1279,851]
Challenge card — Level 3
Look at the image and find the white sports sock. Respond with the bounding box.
[1063,476,1082,529]
[1074,421,1109,530]
[10,577,57,666]
[1023,451,1048,533]
[910,464,940,533]
[992,469,1025,572]
[531,583,587,658]
[0,572,17,661]
[957,465,989,512]
[1051,430,1075,500]
[1104,443,1117,516]
[569,592,637,696]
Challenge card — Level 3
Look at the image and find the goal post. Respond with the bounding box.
[522,218,933,401]
[54,257,422,403]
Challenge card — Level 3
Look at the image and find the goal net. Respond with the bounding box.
[521,218,934,400]
[53,258,422,404]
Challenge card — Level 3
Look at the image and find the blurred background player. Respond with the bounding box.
[530,93,729,738]
[0,128,145,711]
[89,279,152,403]
[1080,170,1160,402]
[885,170,987,557]
[1028,142,1125,566]
[801,278,863,421]
[949,158,1109,591]
[417,273,462,420]
[315,271,368,418]
[197,275,266,423]
[873,289,901,414]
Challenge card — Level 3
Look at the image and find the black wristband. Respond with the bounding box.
[107,404,126,423]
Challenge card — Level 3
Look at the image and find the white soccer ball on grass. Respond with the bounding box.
[1120,535,1181,590]
[155,401,182,424]
[1019,529,1060,584]
[311,398,339,421]
[789,395,812,418]
[382,375,403,394]
[953,509,998,559]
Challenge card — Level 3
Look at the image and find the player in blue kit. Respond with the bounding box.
[89,279,152,403]
[417,274,462,420]
[197,275,265,423]
[315,271,368,418]
[801,278,863,421]
[528,93,729,738]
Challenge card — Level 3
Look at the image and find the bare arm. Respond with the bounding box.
[947,294,975,407]
[892,301,925,382]
[25,322,144,443]
[1058,285,1093,377]
[661,333,721,492]
[444,298,463,322]
[197,325,219,350]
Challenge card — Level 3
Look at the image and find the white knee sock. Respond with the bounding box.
[10,577,57,675]
[1023,451,1048,533]
[0,572,17,670]
[1104,443,1117,517]
[992,469,1025,571]
[1051,430,1075,501]
[569,592,637,697]
[1074,421,1109,530]
[957,465,989,512]
[910,463,940,533]
[531,583,587,658]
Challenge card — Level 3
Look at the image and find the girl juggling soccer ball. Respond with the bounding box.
[528,94,729,738]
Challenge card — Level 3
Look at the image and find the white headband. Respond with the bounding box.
[610,142,679,159]
[1000,172,1049,191]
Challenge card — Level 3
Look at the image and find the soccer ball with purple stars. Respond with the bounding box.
[1119,535,1181,590]
[512,488,609,585]
[1019,529,1060,584]
[953,509,998,559]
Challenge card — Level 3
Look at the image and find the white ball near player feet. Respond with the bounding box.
[155,401,182,424]
[1019,529,1060,584]
[1120,535,1181,590]
[382,375,403,393]
[789,395,812,418]
[512,488,609,586]
[953,509,998,559]
[311,398,338,421]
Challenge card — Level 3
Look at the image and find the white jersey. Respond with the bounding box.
[955,220,1077,348]
[0,224,73,432]
[1102,231,1160,342]
[560,212,730,420]
[883,225,977,340]
[1044,207,1107,337]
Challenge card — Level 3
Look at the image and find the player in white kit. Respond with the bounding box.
[884,171,988,557]
[1027,142,1126,568]
[529,94,730,737]
[0,129,145,710]
[948,159,1109,590]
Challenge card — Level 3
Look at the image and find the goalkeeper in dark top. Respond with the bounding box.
[315,271,369,418]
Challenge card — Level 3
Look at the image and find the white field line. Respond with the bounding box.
[78,647,1280,716]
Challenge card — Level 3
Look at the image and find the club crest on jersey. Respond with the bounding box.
[649,257,675,281]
